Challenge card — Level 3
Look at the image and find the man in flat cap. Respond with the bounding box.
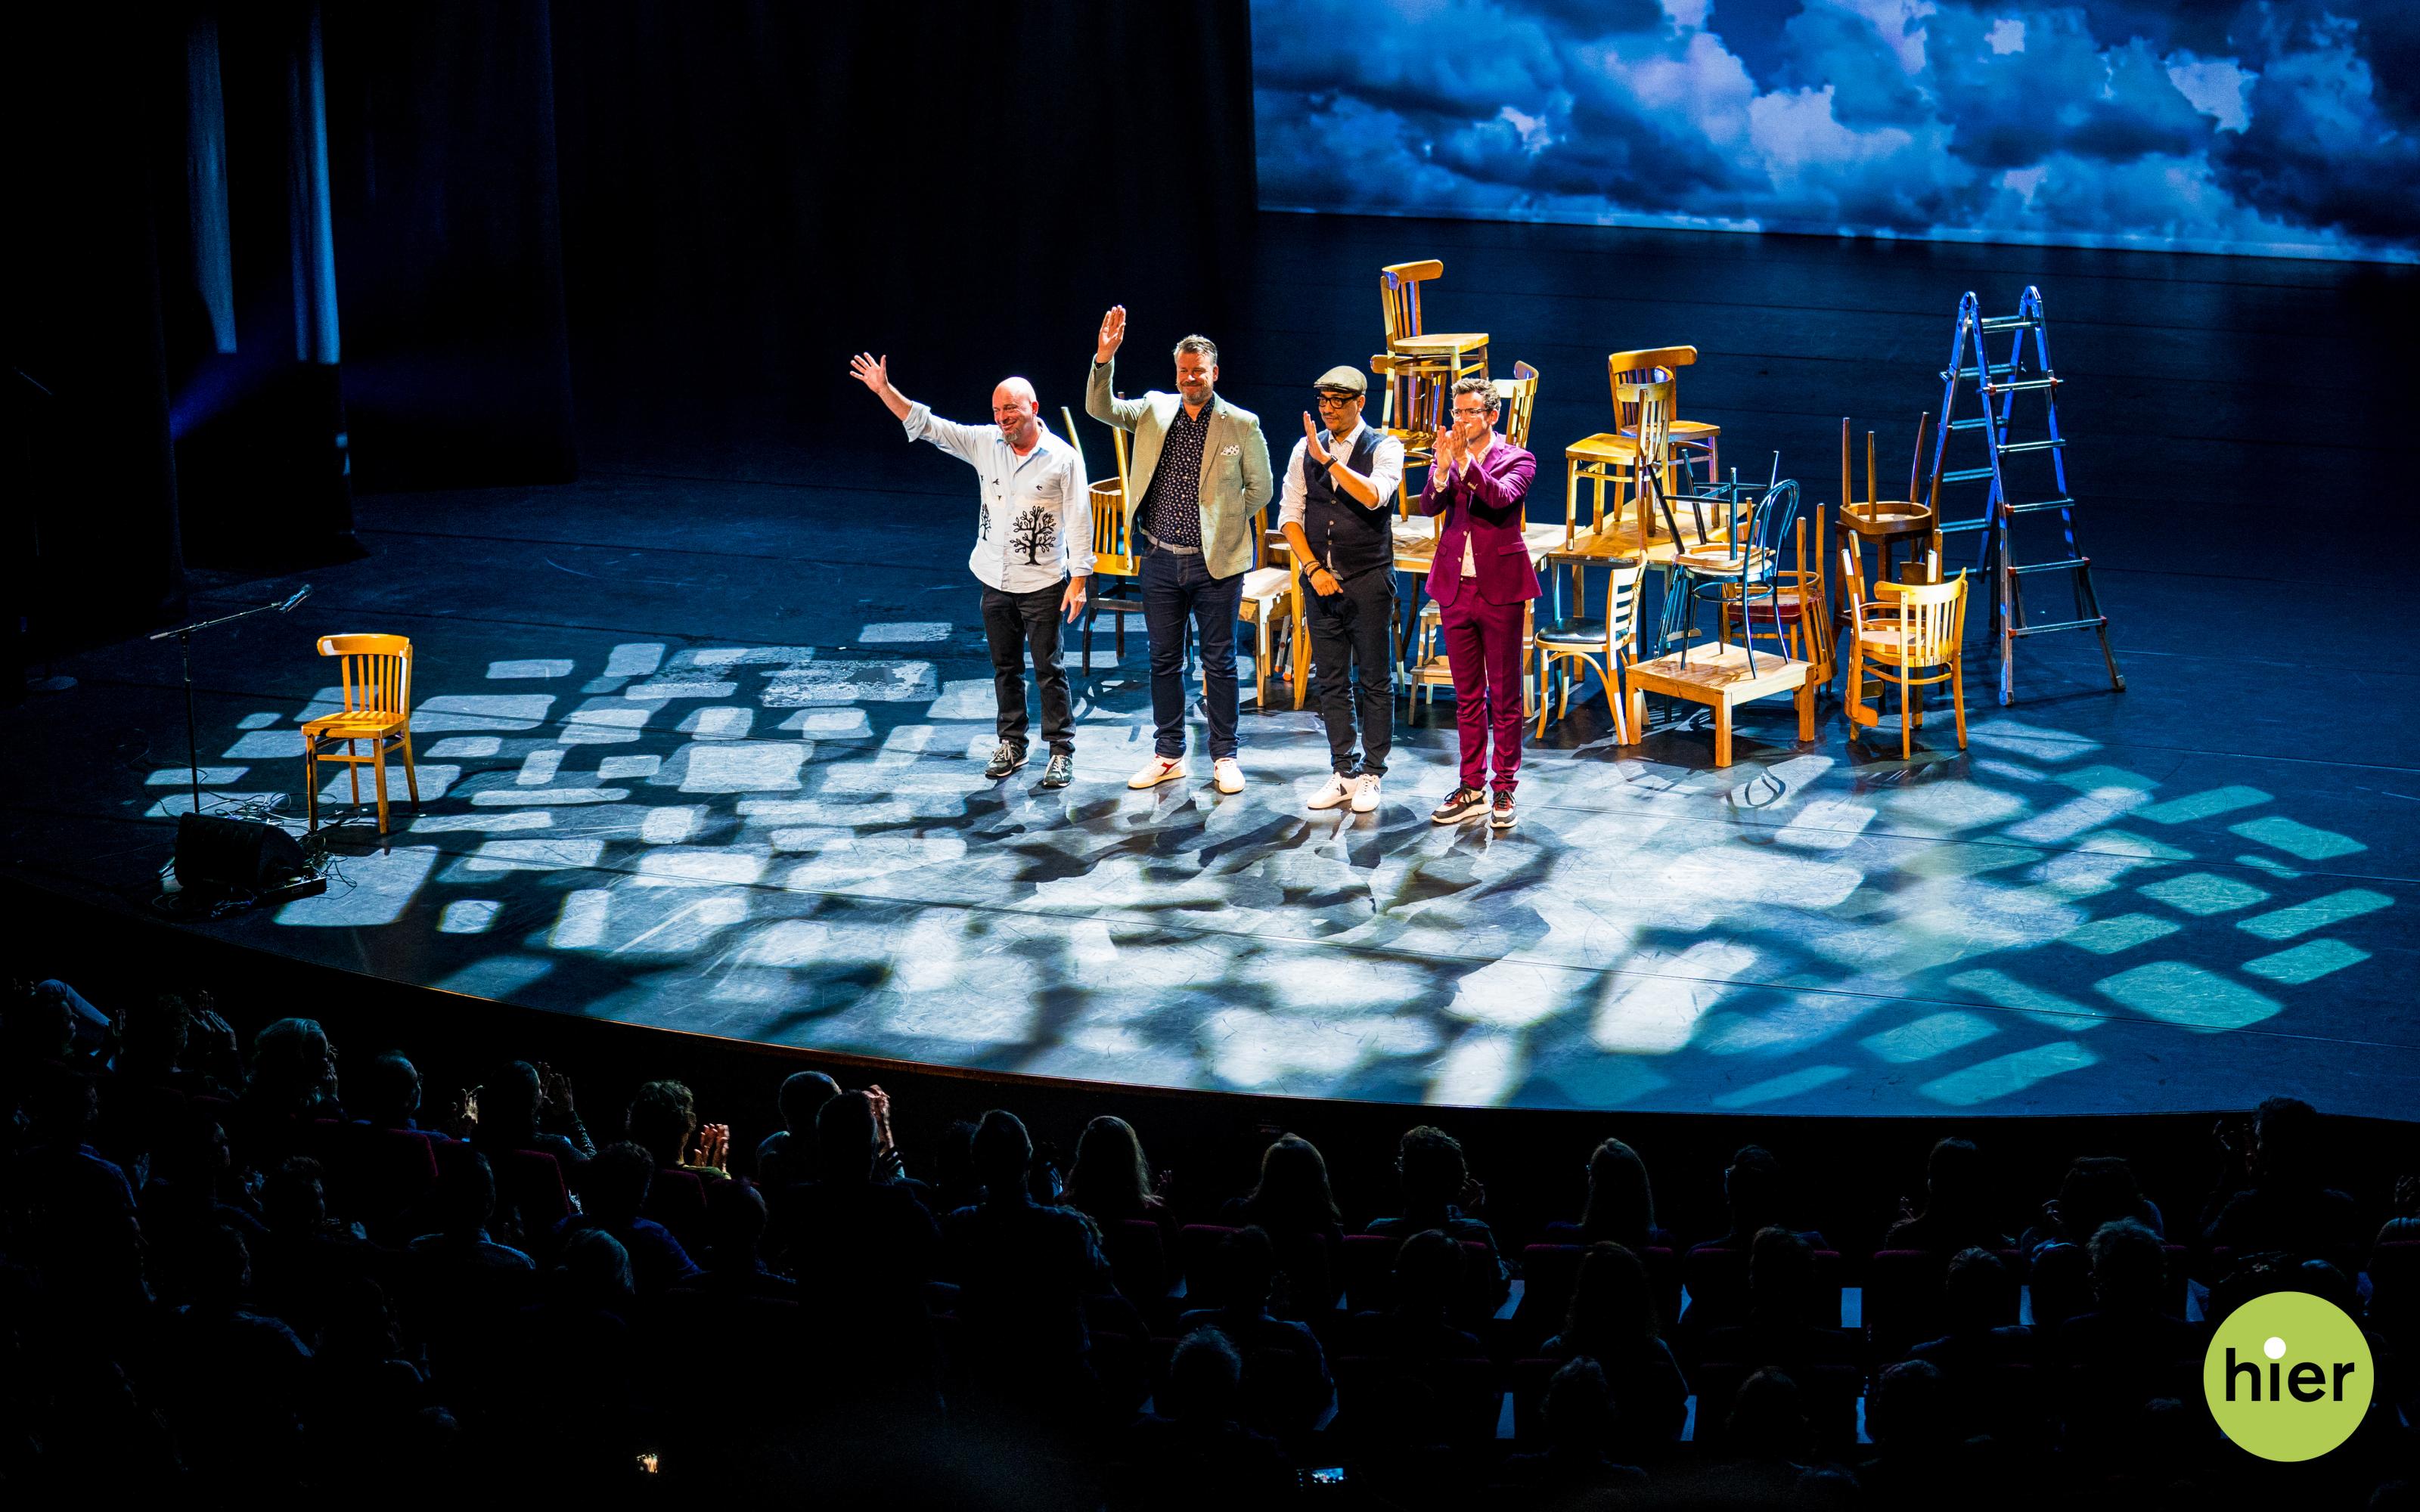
[1278,366,1405,813]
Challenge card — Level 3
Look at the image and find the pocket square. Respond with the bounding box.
[1219,445,1240,457]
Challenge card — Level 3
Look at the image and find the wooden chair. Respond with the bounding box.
[1068,407,1147,672]
[302,634,419,834]
[1533,558,1647,743]
[1835,414,1941,588]
[1373,259,1488,508]
[1668,477,1801,672]
[1726,516,1833,685]
[1491,360,1540,451]
[1238,510,1302,711]
[1845,570,1971,759]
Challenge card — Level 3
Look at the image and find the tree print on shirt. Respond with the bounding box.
[1008,504,1056,565]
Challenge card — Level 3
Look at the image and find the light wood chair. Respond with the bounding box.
[1068,407,1147,672]
[1373,259,1489,509]
[1844,570,1970,759]
[303,634,419,835]
[1239,510,1302,711]
[1533,558,1647,742]
[1491,360,1540,451]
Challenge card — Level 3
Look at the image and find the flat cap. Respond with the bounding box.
[1312,365,1368,395]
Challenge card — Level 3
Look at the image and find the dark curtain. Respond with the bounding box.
[320,0,576,491]
[1,9,188,659]
[551,0,1259,485]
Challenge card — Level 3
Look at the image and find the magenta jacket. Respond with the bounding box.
[1418,437,1540,608]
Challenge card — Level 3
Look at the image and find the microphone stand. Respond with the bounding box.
[148,587,311,816]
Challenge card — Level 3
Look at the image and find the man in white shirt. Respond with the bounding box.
[849,353,1092,789]
[1278,365,1404,813]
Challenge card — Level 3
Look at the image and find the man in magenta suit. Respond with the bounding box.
[1418,376,1537,830]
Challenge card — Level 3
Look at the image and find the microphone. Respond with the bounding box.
[275,584,313,613]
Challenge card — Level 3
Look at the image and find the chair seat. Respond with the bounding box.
[1675,546,1772,577]
[1240,566,1294,605]
[1565,432,1641,462]
[1391,332,1488,352]
[303,711,407,739]
[1535,618,1615,648]
[1621,419,1720,439]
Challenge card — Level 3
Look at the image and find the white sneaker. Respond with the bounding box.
[1213,757,1246,795]
[1351,773,1382,813]
[1307,773,1354,810]
[1128,755,1189,789]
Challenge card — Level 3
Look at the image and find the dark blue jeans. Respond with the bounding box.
[1140,547,1242,761]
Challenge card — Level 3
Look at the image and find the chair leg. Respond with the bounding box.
[347,743,361,810]
[1255,612,1270,711]
[1952,656,1969,748]
[304,738,318,831]
[372,743,391,835]
[1899,668,1913,761]
[402,731,420,806]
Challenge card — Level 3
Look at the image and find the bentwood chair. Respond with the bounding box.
[1727,516,1835,686]
[1844,570,1972,759]
[1238,509,1303,710]
[1373,259,1489,510]
[1836,414,1942,588]
[1491,361,1540,451]
[302,634,419,835]
[1533,558,1647,743]
[1068,407,1146,673]
[1668,476,1802,674]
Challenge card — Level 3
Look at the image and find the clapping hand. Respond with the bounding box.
[1301,411,1331,466]
[692,1122,731,1173]
[1096,305,1127,365]
[848,352,891,395]
[1433,425,1466,472]
[536,1061,576,1119]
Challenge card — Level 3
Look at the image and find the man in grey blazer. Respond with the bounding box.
[1086,305,1274,794]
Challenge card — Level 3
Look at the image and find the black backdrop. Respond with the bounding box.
[551,0,1260,485]
[3,0,1255,651]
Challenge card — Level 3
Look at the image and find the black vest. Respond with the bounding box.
[1302,426,1391,577]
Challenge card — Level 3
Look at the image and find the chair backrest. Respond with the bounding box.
[1492,359,1539,451]
[1614,375,1675,466]
[1606,560,1647,649]
[1608,347,1695,430]
[1876,570,1969,663]
[1379,259,1445,347]
[1736,478,1803,587]
[1838,539,1870,622]
[318,634,412,719]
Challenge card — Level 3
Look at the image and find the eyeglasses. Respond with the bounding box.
[1450,405,1492,419]
[1314,392,1359,406]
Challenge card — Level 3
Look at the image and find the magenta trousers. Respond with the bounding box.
[1440,591,1527,792]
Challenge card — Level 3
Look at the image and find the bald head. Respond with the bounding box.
[991,378,1041,452]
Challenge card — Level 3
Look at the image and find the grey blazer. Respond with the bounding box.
[1085,358,1274,581]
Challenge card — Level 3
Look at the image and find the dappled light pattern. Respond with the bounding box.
[173,627,2415,1115]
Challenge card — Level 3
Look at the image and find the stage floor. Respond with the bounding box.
[5,215,2415,1119]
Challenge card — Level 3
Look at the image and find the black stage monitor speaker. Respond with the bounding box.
[175,812,310,893]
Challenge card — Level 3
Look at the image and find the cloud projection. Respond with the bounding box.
[1252,0,2420,261]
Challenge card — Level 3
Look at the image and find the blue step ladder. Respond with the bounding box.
[1926,287,2124,705]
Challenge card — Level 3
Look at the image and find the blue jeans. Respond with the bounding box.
[1140,547,1242,761]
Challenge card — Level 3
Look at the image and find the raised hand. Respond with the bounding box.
[693,1122,731,1173]
[1302,411,1331,466]
[848,352,892,395]
[1095,305,1127,365]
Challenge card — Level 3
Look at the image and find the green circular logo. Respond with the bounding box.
[2203,1290,2373,1461]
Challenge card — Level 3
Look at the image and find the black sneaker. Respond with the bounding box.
[1491,789,1518,829]
[1038,751,1074,789]
[983,743,1027,779]
[1430,786,1488,824]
